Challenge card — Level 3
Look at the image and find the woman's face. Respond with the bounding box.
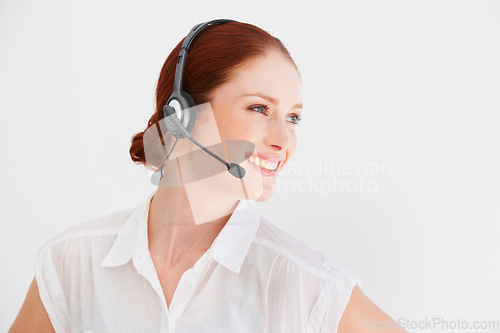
[204,51,303,202]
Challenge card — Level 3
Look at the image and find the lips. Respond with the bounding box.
[246,158,280,176]
[243,151,285,176]
[244,151,285,163]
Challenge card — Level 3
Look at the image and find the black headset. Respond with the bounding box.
[157,19,247,181]
[162,19,236,139]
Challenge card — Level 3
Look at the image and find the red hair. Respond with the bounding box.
[129,21,299,170]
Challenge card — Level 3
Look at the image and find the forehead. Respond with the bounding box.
[215,52,302,104]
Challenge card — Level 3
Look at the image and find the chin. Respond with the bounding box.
[251,174,279,202]
[251,184,276,202]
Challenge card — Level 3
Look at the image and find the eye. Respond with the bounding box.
[287,114,303,126]
[248,104,269,114]
[248,104,303,126]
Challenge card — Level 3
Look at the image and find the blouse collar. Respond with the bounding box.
[101,191,261,274]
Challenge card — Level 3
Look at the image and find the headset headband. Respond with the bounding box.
[173,19,237,94]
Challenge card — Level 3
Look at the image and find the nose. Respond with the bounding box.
[264,115,291,153]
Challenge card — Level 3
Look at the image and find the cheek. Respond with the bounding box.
[288,133,297,152]
[224,124,256,141]
[281,133,297,169]
[214,106,257,142]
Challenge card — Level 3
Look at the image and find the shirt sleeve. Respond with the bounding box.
[308,257,363,333]
[33,239,70,333]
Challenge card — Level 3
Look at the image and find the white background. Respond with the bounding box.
[1,0,499,331]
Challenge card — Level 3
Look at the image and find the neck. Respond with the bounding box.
[147,184,240,269]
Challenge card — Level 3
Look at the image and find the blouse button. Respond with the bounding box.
[185,280,192,288]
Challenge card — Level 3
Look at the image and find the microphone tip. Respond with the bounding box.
[227,163,246,179]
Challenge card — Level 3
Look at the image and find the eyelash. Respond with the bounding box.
[248,104,303,126]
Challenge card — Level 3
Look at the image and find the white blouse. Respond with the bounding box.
[34,191,363,333]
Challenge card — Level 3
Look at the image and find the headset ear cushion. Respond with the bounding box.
[165,91,197,136]
[162,105,180,136]
[180,92,197,134]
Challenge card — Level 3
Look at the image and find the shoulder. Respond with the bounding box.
[254,216,325,273]
[30,206,137,332]
[34,206,135,268]
[38,207,134,250]
[253,216,360,282]
[250,215,364,331]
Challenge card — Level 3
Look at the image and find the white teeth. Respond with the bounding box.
[247,155,279,171]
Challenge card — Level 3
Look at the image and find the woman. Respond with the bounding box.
[11,19,406,332]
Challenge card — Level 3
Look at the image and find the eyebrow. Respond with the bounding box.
[240,92,303,110]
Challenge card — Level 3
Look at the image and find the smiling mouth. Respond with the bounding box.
[243,154,282,172]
